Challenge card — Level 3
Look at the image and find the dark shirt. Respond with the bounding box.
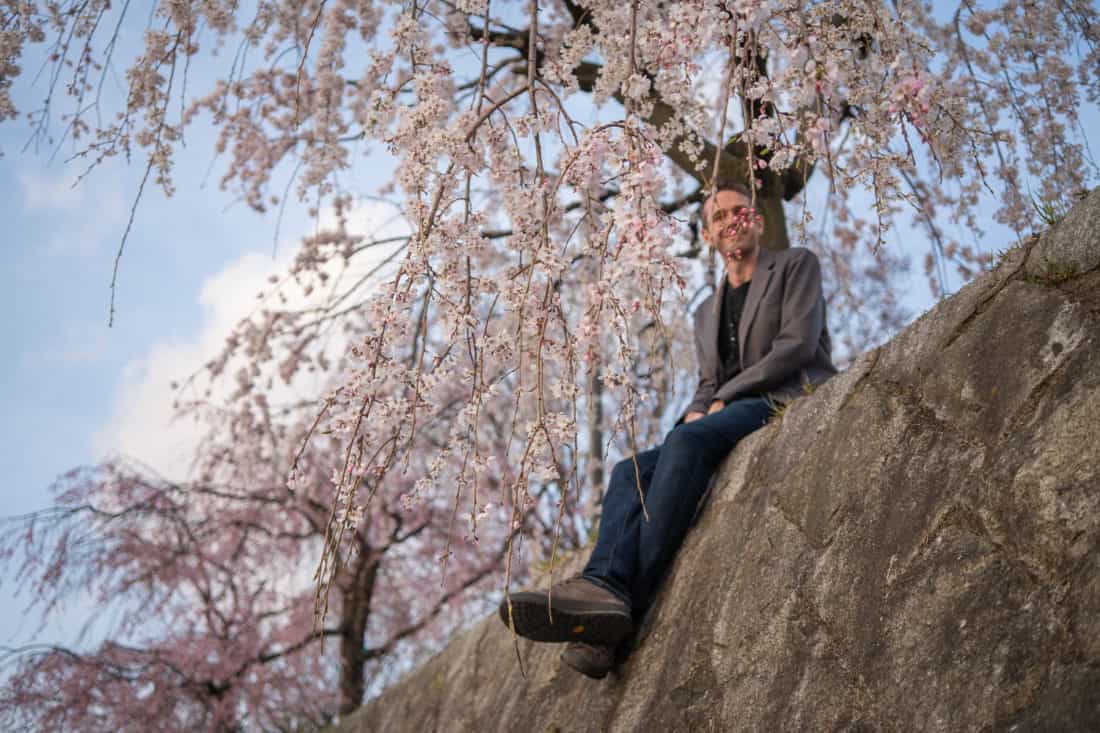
[717,279,751,385]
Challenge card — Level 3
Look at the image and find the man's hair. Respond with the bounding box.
[700,177,758,230]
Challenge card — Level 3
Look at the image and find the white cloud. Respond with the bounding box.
[20,169,84,211]
[92,200,409,481]
[19,168,127,257]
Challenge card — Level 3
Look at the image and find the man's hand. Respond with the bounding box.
[684,410,706,423]
[707,400,725,415]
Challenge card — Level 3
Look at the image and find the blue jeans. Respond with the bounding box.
[582,397,773,616]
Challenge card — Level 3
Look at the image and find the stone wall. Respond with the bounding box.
[334,188,1100,732]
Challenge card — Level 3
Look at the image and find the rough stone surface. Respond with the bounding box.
[333,189,1100,733]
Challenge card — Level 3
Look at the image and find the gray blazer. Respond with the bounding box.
[684,246,837,417]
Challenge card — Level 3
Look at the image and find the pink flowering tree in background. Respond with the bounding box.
[0,346,565,728]
[2,0,1099,725]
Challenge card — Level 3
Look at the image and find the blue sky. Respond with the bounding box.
[1,5,1097,659]
[1,128,292,642]
[0,21,416,650]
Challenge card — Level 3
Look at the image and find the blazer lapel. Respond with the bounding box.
[738,247,776,366]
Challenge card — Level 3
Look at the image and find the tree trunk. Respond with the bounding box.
[757,191,790,252]
[570,63,800,254]
[338,546,378,716]
[585,359,605,522]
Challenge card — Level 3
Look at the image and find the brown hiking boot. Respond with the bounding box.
[561,641,616,679]
[498,575,632,644]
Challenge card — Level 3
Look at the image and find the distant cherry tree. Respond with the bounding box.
[0,372,562,729]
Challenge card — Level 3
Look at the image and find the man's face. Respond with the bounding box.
[702,189,764,263]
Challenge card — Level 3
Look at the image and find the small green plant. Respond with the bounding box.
[585,519,601,546]
[531,553,558,576]
[1030,192,1072,228]
[991,242,1023,268]
[766,395,789,422]
[1029,186,1092,229]
[1041,261,1081,284]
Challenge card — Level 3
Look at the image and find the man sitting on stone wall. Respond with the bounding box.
[498,179,838,679]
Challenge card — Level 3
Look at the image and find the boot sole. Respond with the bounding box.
[499,593,633,644]
[561,649,613,679]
